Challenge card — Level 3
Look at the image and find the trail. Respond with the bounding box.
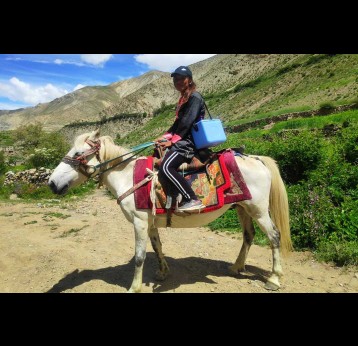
[0,189,357,293]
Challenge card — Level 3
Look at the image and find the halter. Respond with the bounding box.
[62,139,102,178]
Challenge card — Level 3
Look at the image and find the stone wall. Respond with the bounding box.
[4,168,53,186]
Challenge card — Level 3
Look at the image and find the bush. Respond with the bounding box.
[318,101,334,111]
[0,151,6,174]
[268,130,324,184]
[12,124,70,169]
[288,184,335,249]
[316,241,358,266]
[336,122,358,164]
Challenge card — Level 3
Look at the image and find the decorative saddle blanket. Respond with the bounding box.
[133,149,252,214]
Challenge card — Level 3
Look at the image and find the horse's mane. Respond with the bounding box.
[98,135,127,163]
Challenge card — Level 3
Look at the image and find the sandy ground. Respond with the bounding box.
[0,188,357,293]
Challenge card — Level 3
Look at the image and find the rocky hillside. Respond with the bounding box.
[0,54,301,131]
[0,54,357,136]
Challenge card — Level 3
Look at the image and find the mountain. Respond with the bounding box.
[0,54,357,137]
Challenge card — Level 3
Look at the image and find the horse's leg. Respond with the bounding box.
[128,217,149,293]
[255,212,283,291]
[229,205,255,274]
[149,225,169,281]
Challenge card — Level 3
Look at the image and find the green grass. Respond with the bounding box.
[208,209,270,247]
[271,109,358,133]
[58,225,89,238]
[116,107,175,148]
[0,177,97,202]
[44,212,71,219]
[0,131,14,146]
[315,241,358,266]
[24,220,38,225]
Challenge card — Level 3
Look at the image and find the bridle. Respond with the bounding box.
[62,139,102,178]
[61,139,150,179]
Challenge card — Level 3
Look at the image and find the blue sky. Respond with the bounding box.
[0,54,216,110]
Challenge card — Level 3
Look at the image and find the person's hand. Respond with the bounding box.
[154,136,164,143]
[158,140,172,148]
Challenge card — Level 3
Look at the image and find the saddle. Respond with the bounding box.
[130,149,252,216]
[153,146,216,173]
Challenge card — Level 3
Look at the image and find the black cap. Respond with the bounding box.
[170,66,192,78]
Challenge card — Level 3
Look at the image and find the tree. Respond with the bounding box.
[12,122,44,150]
[12,123,70,168]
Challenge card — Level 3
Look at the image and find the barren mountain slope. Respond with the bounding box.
[0,54,302,131]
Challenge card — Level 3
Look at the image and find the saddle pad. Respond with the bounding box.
[133,150,251,214]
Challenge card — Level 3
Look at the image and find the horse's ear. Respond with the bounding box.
[89,128,100,141]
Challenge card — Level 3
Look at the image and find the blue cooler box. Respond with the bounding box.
[191,119,227,149]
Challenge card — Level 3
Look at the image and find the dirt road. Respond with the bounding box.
[0,189,357,293]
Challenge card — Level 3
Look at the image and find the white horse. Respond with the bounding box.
[48,129,292,292]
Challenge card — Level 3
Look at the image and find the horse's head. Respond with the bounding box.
[48,129,102,195]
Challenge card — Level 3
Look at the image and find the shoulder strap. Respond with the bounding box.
[196,91,212,119]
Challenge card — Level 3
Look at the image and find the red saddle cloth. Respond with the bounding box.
[133,149,252,214]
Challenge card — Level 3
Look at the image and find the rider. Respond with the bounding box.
[155,66,206,212]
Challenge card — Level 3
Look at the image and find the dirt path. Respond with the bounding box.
[0,188,357,293]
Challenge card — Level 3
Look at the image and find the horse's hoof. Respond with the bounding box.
[264,281,280,291]
[228,265,244,275]
[127,287,141,293]
[155,270,169,281]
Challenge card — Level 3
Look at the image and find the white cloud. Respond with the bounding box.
[80,54,113,67]
[0,102,29,110]
[0,77,69,105]
[73,84,86,91]
[117,75,133,81]
[134,54,216,72]
[54,59,63,65]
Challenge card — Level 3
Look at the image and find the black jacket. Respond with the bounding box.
[167,91,205,159]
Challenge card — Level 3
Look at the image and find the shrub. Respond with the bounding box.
[288,184,335,249]
[268,130,324,184]
[0,151,6,174]
[336,122,358,164]
[319,101,334,111]
[316,241,358,266]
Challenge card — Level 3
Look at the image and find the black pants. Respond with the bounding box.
[158,149,197,202]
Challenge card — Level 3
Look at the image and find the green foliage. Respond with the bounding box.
[207,109,358,265]
[232,130,324,185]
[302,54,333,67]
[12,122,44,149]
[64,112,144,128]
[268,130,324,184]
[0,131,14,146]
[233,76,266,93]
[336,121,358,164]
[208,209,240,231]
[153,102,175,117]
[276,63,301,76]
[11,123,70,169]
[319,101,334,111]
[315,241,358,266]
[0,178,97,201]
[0,175,13,199]
[288,184,337,248]
[0,151,6,174]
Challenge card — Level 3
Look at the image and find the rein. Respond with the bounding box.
[62,139,152,179]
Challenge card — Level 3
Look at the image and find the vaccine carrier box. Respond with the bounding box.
[191,119,227,149]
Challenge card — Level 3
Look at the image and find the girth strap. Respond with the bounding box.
[117,168,157,205]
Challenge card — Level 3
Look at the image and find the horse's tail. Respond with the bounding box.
[259,156,293,255]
